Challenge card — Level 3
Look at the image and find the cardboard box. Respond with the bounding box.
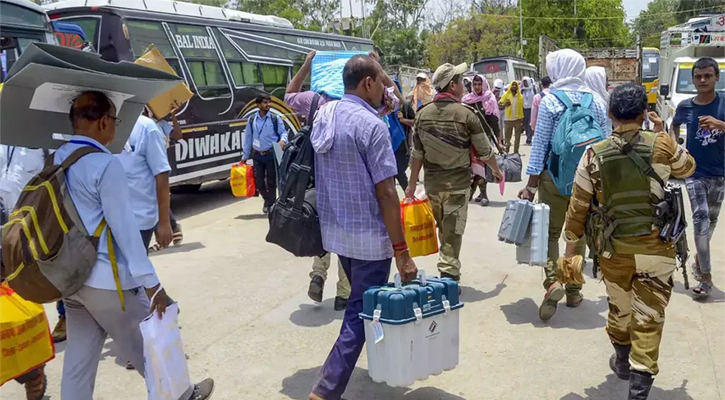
[134,45,193,119]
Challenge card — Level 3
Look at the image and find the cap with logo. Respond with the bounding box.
[431,63,468,91]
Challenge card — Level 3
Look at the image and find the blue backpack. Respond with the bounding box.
[547,91,605,196]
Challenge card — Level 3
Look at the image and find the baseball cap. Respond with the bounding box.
[416,72,428,80]
[432,63,468,91]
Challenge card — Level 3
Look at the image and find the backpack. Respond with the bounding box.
[1,147,121,306]
[546,91,606,196]
[266,94,324,257]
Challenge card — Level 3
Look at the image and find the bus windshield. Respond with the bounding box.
[676,65,725,94]
[473,60,508,83]
[642,50,659,81]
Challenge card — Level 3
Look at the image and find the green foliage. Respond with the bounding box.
[676,0,725,24]
[633,0,678,49]
[367,0,430,67]
[238,0,336,31]
[185,0,229,7]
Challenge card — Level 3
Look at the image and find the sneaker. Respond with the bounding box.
[51,316,67,343]
[190,378,215,400]
[539,282,565,321]
[172,223,183,246]
[125,361,135,370]
[307,276,324,303]
[334,296,348,311]
[479,197,490,207]
[566,291,583,307]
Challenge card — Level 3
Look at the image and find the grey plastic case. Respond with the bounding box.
[498,200,533,245]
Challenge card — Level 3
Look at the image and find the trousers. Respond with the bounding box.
[686,176,725,275]
[253,152,277,208]
[523,108,533,143]
[428,188,470,279]
[600,254,675,375]
[538,172,586,293]
[394,143,410,190]
[61,285,193,400]
[504,119,524,154]
[310,253,351,299]
[312,256,391,400]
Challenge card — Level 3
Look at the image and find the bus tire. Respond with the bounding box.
[172,184,202,194]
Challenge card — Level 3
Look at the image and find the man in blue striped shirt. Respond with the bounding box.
[517,49,610,322]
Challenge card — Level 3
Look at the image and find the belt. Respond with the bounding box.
[254,149,273,156]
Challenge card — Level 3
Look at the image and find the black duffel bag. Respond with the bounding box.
[486,153,522,183]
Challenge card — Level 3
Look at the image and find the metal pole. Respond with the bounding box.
[349,0,354,36]
[574,0,577,38]
[519,0,524,58]
[339,0,343,35]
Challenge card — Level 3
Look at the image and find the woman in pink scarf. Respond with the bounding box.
[462,75,503,206]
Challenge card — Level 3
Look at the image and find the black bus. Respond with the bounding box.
[45,0,374,190]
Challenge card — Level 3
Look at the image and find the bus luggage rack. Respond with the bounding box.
[43,0,294,29]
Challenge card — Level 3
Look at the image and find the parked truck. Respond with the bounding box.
[657,14,725,140]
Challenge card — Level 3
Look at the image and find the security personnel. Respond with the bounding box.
[406,62,502,281]
[561,83,695,399]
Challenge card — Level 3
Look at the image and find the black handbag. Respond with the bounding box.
[486,153,523,182]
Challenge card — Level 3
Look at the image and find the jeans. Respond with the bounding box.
[686,176,725,275]
[57,300,65,318]
[394,143,409,190]
[253,152,277,208]
[523,108,532,143]
[312,256,391,400]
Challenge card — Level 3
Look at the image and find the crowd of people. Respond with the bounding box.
[0,42,722,400]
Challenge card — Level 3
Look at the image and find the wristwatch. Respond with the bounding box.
[526,185,538,195]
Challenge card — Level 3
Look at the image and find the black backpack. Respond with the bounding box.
[248,112,280,140]
[266,94,324,257]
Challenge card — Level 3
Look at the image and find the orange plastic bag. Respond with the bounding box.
[230,163,256,198]
[0,283,54,385]
[400,198,439,258]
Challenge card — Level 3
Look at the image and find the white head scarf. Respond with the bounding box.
[584,66,609,104]
[546,49,591,92]
[493,79,504,91]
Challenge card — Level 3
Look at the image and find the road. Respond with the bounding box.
[2,152,723,400]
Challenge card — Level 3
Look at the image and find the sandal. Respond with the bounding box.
[693,281,712,299]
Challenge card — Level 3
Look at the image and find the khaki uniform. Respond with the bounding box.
[564,125,695,375]
[310,254,351,299]
[412,98,493,278]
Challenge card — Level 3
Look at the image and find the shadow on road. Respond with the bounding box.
[171,180,247,220]
[559,374,693,400]
[149,242,205,257]
[460,283,507,303]
[672,279,725,303]
[289,298,343,327]
[280,366,467,400]
[499,295,608,329]
[235,213,267,221]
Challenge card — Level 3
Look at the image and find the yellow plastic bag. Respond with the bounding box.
[401,198,439,258]
[0,283,54,385]
[230,163,256,198]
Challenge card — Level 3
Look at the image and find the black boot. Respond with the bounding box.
[629,370,654,400]
[609,343,631,380]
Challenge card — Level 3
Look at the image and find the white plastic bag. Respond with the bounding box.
[139,303,191,400]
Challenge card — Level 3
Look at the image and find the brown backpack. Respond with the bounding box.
[1,147,123,308]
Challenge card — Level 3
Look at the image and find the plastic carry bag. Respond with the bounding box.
[0,283,54,385]
[400,198,439,258]
[311,51,366,99]
[230,163,256,198]
[140,303,191,400]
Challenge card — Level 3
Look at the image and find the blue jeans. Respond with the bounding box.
[312,256,391,400]
[686,176,725,275]
[57,300,65,318]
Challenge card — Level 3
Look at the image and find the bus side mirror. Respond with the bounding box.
[660,84,670,98]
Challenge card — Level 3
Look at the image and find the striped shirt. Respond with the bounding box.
[526,91,610,176]
[564,125,696,254]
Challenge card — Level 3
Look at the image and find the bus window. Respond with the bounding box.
[126,20,175,58]
[1,2,48,28]
[57,17,99,51]
[261,64,288,94]
[168,23,230,99]
[213,30,261,86]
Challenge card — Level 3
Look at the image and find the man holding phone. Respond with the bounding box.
[671,57,725,299]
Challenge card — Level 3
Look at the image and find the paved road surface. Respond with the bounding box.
[2,152,722,400]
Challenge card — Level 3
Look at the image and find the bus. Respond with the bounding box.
[44,0,374,191]
[1,0,56,82]
[642,47,660,109]
[471,56,539,87]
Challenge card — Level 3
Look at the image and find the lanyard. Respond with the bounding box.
[69,139,105,152]
[5,146,15,172]
[255,114,270,138]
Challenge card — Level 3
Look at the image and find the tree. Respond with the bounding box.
[676,0,725,24]
[185,0,229,7]
[238,0,337,32]
[367,0,431,67]
[633,0,678,48]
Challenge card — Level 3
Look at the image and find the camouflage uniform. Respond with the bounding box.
[412,98,494,279]
[564,124,696,375]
